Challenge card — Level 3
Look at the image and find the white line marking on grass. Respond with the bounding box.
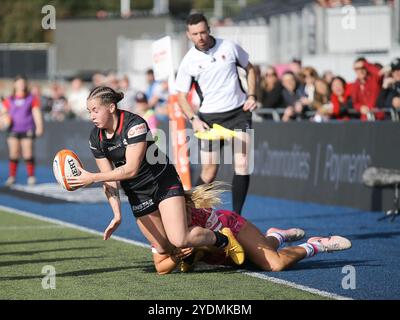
[0,225,67,230]
[240,271,352,300]
[0,205,352,300]
[0,205,149,249]
[10,183,129,203]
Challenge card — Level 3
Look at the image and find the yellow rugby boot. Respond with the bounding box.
[219,227,245,265]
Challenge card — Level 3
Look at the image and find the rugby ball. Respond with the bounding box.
[53,149,83,191]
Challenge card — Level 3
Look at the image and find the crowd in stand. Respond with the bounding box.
[257,57,400,122]
[1,56,400,128]
[315,0,394,7]
[0,69,169,132]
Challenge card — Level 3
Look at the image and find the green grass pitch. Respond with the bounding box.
[0,209,329,300]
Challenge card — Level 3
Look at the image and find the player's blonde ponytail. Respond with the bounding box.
[184,181,230,209]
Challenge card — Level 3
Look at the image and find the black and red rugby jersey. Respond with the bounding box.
[89,110,169,190]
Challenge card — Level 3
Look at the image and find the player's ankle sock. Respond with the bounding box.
[25,158,35,177]
[9,159,18,177]
[298,242,323,258]
[232,174,250,215]
[267,232,285,247]
[309,241,325,253]
[195,176,206,186]
[214,231,229,248]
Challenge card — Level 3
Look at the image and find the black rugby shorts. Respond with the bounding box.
[125,164,185,218]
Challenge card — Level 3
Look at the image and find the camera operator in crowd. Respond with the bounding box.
[378,58,400,111]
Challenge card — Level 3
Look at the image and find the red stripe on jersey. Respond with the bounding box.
[99,111,124,142]
[117,111,124,135]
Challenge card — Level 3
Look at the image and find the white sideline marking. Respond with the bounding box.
[240,271,352,300]
[11,183,129,203]
[0,225,67,230]
[0,205,352,300]
[0,205,149,249]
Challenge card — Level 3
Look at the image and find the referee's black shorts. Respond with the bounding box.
[198,105,252,152]
[123,164,185,218]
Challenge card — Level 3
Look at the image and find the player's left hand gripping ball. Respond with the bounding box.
[53,149,85,191]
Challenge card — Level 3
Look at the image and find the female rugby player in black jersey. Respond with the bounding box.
[67,86,244,264]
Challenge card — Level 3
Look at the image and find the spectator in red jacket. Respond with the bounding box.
[330,76,355,120]
[351,57,384,120]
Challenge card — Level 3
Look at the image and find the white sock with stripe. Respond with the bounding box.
[298,242,324,258]
[267,232,285,247]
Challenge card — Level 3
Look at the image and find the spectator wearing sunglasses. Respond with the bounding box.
[352,57,384,120]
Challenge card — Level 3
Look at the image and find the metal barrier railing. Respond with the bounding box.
[255,107,400,122]
[255,108,282,122]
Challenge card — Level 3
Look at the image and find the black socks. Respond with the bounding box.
[232,174,250,215]
[214,231,229,248]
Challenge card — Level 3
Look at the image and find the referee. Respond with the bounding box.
[175,13,257,215]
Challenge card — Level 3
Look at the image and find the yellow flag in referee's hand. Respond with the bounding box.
[194,124,238,140]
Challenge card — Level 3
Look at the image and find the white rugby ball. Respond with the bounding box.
[53,149,83,191]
